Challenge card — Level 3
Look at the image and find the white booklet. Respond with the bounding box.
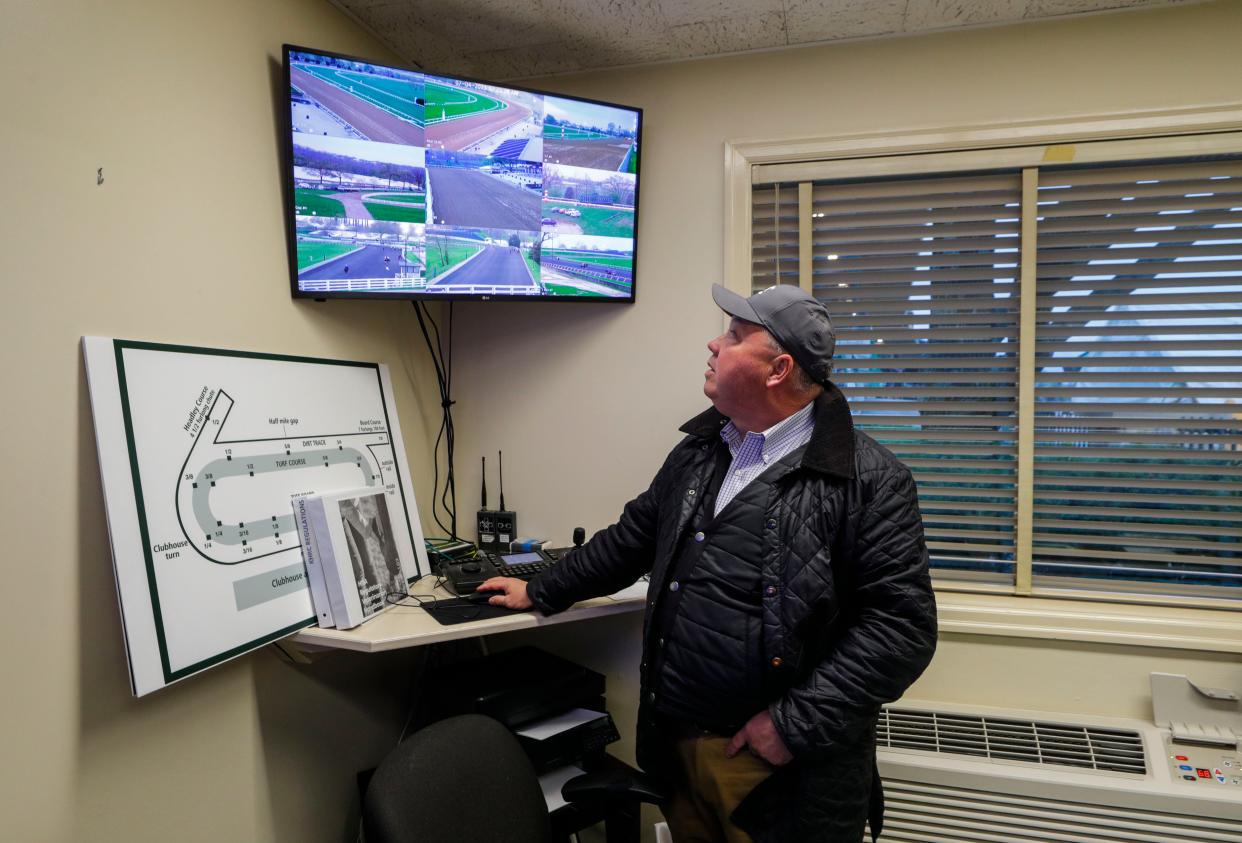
[293,494,335,628]
[303,486,414,629]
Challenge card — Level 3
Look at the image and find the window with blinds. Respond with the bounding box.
[751,183,800,288]
[750,154,1242,602]
[1032,160,1242,597]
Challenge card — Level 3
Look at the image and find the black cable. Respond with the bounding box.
[383,584,491,621]
[437,306,457,533]
[413,303,449,537]
[412,301,458,539]
[442,305,456,533]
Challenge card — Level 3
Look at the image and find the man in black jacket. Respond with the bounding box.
[479,283,938,842]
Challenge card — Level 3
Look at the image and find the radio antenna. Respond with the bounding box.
[498,450,506,511]
[480,456,487,508]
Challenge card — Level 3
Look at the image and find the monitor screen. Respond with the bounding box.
[283,45,642,302]
[499,552,542,566]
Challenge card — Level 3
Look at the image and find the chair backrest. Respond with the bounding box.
[363,713,550,843]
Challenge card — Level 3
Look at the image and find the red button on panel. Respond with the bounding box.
[1175,755,1189,761]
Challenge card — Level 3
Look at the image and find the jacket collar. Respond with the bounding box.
[678,383,856,480]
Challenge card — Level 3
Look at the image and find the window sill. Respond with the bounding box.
[935,591,1242,654]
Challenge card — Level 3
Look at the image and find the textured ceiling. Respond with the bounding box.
[330,0,1195,80]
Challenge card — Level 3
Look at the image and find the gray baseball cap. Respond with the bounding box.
[712,283,836,385]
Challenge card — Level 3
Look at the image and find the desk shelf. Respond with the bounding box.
[291,581,648,653]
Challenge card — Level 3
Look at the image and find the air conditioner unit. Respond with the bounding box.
[874,694,1241,842]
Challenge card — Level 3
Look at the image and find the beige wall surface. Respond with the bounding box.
[458,0,1242,764]
[0,1,444,840]
[7,0,1242,841]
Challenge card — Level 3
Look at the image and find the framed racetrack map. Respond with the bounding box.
[83,337,427,695]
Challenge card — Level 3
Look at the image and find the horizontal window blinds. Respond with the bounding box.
[1032,159,1242,596]
[761,172,1025,581]
[751,183,800,288]
[749,154,1242,602]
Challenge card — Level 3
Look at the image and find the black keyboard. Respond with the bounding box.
[489,546,573,581]
[499,561,555,579]
[444,548,573,596]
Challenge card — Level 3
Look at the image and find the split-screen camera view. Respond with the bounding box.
[289,49,639,299]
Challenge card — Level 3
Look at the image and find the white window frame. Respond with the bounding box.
[723,104,1242,654]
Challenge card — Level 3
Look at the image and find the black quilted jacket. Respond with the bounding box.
[527,384,938,841]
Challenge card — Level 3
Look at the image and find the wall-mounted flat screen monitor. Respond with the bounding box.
[282,45,642,302]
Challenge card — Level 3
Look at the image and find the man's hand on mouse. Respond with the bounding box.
[475,576,533,610]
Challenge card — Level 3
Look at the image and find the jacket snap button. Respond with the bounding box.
[765,585,777,597]
[648,692,656,703]
[669,581,680,592]
[694,531,705,542]
[770,657,783,668]
[765,519,777,529]
[687,489,696,496]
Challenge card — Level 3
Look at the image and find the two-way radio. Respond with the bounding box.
[477,450,516,552]
[445,450,590,597]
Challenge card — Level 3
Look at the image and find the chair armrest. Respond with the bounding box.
[562,768,670,806]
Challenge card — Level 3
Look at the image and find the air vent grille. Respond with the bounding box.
[872,779,1242,843]
[878,707,1147,775]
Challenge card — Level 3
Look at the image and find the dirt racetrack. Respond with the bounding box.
[290,67,422,146]
[544,138,632,170]
[425,98,531,151]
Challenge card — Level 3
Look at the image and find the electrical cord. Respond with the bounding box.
[383,574,497,620]
[412,301,458,539]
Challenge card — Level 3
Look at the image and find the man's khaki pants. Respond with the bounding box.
[661,732,776,843]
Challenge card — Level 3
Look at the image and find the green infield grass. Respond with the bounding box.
[543,126,609,140]
[542,283,601,297]
[543,201,634,237]
[366,192,426,206]
[544,250,633,270]
[363,202,426,223]
[295,188,347,217]
[295,64,423,125]
[523,253,541,282]
[297,240,358,270]
[424,81,503,123]
[424,239,483,278]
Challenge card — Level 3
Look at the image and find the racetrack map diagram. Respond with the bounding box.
[83,338,427,695]
[177,389,386,564]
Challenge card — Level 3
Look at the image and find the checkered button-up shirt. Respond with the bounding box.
[714,401,816,517]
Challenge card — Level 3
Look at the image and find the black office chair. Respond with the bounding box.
[362,713,668,843]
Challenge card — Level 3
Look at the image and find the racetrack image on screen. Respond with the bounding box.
[427,149,541,232]
[424,226,540,295]
[538,234,633,298]
[424,75,543,157]
[293,135,426,224]
[543,95,638,173]
[542,164,635,238]
[296,218,425,294]
[284,45,641,300]
[289,50,423,146]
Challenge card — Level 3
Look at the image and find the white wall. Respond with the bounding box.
[458,0,1242,756]
[0,2,445,840]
